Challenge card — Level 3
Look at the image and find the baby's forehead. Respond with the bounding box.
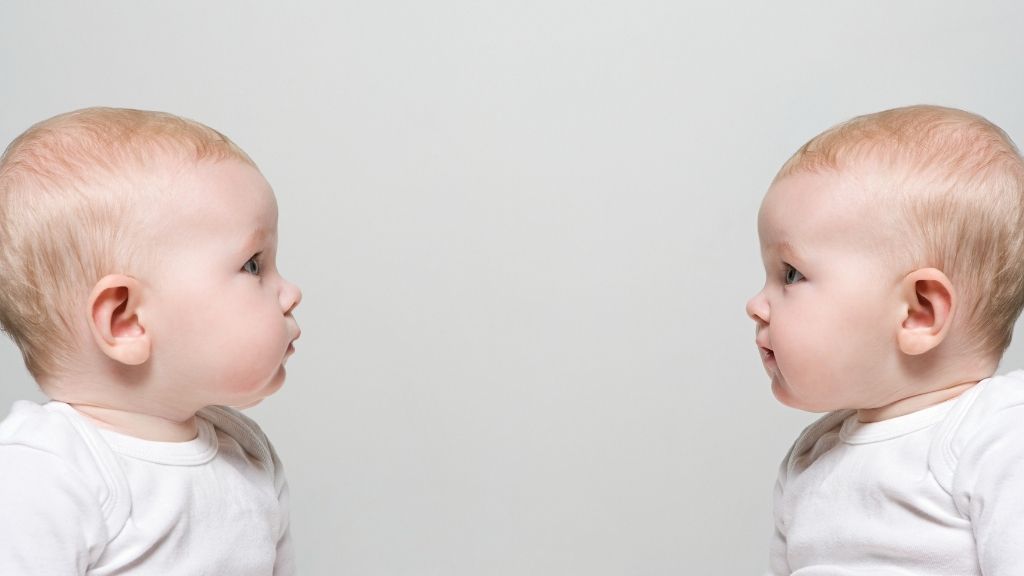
[142,158,276,222]
[766,156,952,220]
[762,166,876,212]
[760,168,907,251]
[126,160,277,268]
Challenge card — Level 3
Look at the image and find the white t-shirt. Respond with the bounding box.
[0,400,295,575]
[769,370,1024,575]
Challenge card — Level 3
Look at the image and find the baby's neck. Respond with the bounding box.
[856,380,979,423]
[40,363,205,441]
[68,403,199,441]
[856,353,999,423]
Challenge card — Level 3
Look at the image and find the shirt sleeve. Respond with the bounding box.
[954,403,1024,575]
[0,444,108,574]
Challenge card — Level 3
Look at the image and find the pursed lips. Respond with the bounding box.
[755,330,774,363]
[286,328,301,355]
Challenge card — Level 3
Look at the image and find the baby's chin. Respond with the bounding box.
[771,377,836,413]
[225,366,288,410]
[228,397,265,410]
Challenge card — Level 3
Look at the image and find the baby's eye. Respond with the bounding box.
[784,263,804,285]
[242,254,261,276]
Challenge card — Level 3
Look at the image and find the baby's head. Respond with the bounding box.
[747,105,1024,415]
[0,108,301,413]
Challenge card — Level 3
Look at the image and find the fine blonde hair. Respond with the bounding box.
[0,107,254,379]
[777,105,1024,358]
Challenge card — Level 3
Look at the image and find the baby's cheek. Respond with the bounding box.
[219,354,279,396]
[774,333,822,385]
[230,320,287,382]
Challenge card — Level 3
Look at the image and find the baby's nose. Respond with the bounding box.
[746,290,769,324]
[280,279,302,314]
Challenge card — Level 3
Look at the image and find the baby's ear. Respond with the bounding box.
[896,268,955,356]
[88,274,151,365]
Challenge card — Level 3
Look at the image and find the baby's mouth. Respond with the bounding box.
[286,328,301,356]
[759,347,775,362]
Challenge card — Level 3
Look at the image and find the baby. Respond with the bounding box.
[747,105,1024,574]
[0,108,301,574]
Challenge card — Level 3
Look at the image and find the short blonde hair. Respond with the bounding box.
[0,107,254,378]
[777,105,1024,357]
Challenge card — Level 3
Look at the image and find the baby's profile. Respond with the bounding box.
[0,108,300,573]
[748,105,1024,574]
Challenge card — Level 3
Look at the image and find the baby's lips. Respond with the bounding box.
[285,328,301,358]
[755,335,771,351]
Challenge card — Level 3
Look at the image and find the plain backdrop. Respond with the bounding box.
[2,1,1024,574]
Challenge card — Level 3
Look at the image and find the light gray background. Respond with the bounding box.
[2,1,1023,574]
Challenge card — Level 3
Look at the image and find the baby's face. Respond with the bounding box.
[745,170,908,413]
[140,159,302,411]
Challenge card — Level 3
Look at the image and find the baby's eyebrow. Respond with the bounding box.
[241,228,270,253]
[767,240,800,261]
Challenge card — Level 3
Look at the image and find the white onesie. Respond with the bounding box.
[0,400,294,575]
[770,370,1024,575]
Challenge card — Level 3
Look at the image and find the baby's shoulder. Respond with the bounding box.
[929,371,1024,490]
[937,371,1024,447]
[0,400,130,538]
[1,400,111,465]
